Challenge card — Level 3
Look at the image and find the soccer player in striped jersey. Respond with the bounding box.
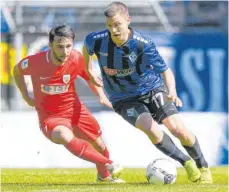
[83,1,212,184]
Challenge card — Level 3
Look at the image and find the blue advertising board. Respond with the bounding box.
[145,32,228,112]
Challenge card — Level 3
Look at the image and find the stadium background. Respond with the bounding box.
[1,1,228,168]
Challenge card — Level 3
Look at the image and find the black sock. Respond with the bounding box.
[155,132,190,166]
[183,137,208,168]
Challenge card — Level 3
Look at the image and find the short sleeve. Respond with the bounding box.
[144,42,168,73]
[84,32,97,55]
[17,56,33,75]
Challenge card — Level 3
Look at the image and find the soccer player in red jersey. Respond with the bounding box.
[13,24,124,183]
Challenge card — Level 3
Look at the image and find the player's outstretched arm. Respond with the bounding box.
[82,45,103,87]
[13,64,34,107]
[162,68,182,107]
[86,80,113,109]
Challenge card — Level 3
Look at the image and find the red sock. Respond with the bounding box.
[65,138,112,165]
[96,147,110,178]
[103,147,109,158]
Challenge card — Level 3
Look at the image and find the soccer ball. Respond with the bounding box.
[146,158,177,184]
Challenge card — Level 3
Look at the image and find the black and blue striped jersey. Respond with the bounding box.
[84,28,168,104]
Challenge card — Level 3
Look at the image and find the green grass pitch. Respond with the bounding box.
[2,166,228,192]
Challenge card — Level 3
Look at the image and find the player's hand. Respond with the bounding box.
[99,96,113,109]
[89,71,103,87]
[167,93,183,107]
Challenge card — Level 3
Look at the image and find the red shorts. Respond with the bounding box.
[40,104,102,142]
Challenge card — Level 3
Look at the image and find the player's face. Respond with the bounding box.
[106,13,130,46]
[49,36,73,65]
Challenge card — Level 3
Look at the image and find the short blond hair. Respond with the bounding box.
[104,1,129,17]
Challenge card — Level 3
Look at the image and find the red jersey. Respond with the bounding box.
[18,50,90,122]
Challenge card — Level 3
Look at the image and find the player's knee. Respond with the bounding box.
[51,125,74,144]
[136,113,163,143]
[168,121,186,139]
[136,112,157,132]
[171,127,184,139]
[163,115,184,137]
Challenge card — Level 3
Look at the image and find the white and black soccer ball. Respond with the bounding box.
[146,158,177,185]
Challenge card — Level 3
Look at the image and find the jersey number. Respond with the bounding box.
[152,92,164,108]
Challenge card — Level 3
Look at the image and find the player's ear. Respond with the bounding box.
[127,15,131,25]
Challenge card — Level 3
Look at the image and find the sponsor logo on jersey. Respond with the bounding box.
[21,59,29,69]
[103,66,135,77]
[63,74,70,84]
[41,84,70,95]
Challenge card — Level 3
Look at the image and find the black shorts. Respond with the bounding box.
[113,86,178,126]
